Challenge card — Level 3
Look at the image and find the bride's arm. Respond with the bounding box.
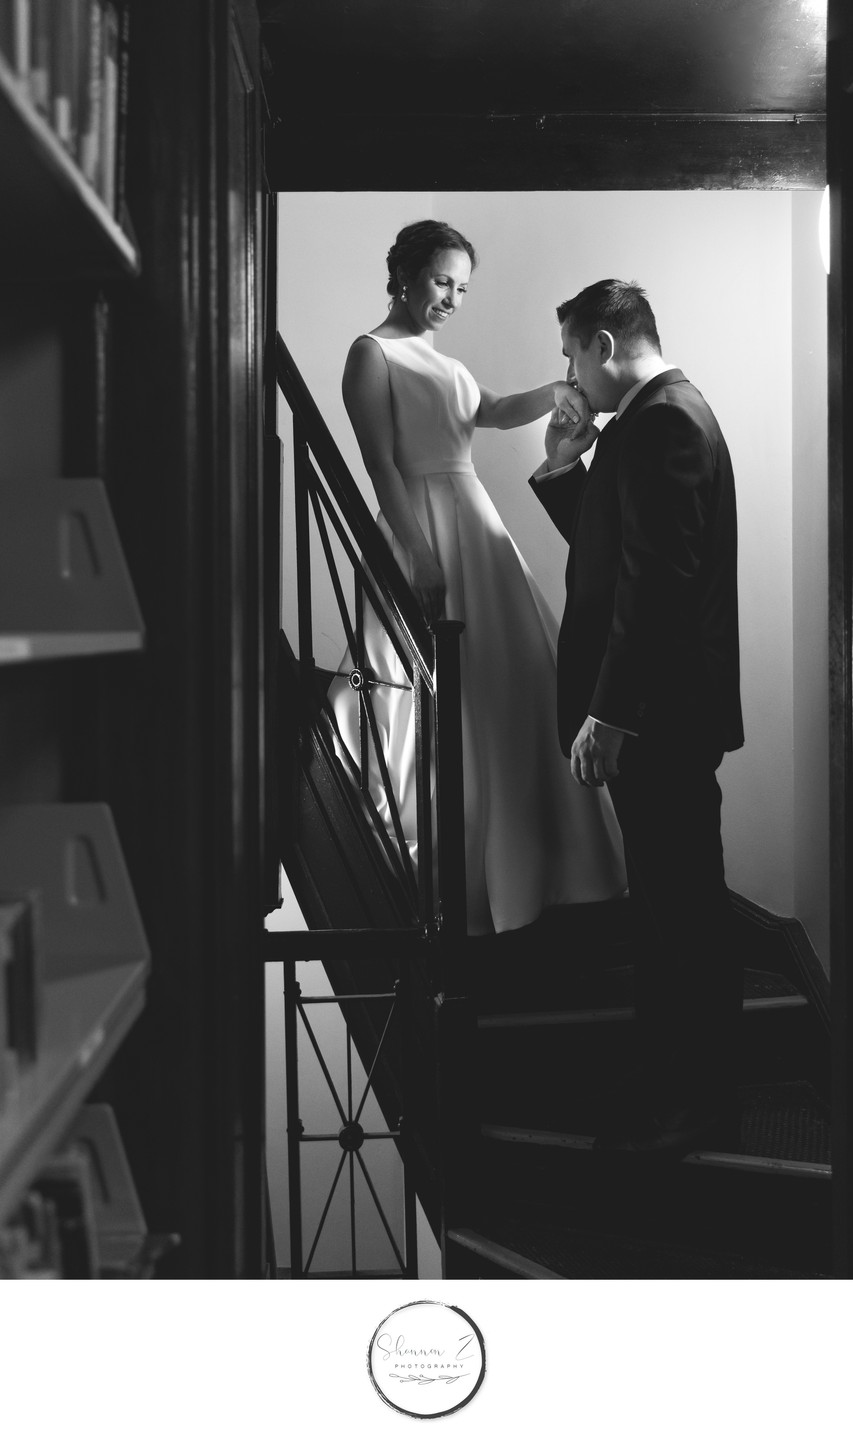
[342,339,446,624]
[475,380,579,430]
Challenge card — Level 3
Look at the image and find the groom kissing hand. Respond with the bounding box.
[528,278,744,1160]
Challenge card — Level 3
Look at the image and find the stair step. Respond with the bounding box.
[476,981,828,1126]
[478,992,808,1030]
[446,1218,827,1280]
[475,1081,832,1274]
[481,1080,830,1164]
[481,1123,831,1179]
[474,964,802,1016]
[446,1228,564,1279]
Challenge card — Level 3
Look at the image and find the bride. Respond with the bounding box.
[330,219,625,936]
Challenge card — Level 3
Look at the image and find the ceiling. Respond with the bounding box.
[257,0,826,190]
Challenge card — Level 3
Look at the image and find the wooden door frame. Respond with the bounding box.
[265,6,851,1276]
[827,0,853,1278]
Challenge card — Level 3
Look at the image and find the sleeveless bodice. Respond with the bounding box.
[362,332,480,477]
[332,330,627,935]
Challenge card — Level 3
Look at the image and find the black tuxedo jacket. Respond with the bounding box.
[530,369,744,757]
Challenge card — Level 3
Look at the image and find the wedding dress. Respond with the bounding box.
[330,332,626,935]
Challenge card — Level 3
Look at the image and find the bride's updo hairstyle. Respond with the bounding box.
[386,220,478,298]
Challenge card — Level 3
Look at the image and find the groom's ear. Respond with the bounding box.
[596,329,616,365]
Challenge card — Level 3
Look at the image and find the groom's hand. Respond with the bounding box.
[570,716,624,786]
[545,384,599,471]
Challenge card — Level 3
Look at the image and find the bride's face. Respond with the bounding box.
[404,248,471,334]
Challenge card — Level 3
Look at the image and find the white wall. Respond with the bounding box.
[791,190,830,966]
[279,190,830,932]
[270,188,830,1272]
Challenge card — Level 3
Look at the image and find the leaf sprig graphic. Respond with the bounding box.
[389,1374,466,1386]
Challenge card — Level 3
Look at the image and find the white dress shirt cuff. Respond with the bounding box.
[532,458,581,484]
[589,714,639,738]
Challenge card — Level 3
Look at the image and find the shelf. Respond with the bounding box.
[0,804,150,981]
[0,49,138,278]
[0,803,150,1224]
[0,479,145,665]
[0,961,146,1225]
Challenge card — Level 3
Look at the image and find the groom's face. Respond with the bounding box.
[560,321,606,414]
[560,323,600,413]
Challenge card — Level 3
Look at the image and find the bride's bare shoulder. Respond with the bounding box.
[343,333,390,400]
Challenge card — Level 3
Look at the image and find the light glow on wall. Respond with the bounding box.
[819,186,830,275]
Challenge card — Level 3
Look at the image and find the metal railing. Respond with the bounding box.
[276,333,467,936]
[272,336,475,1277]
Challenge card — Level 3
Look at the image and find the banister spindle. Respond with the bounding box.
[433,618,467,938]
[293,416,314,678]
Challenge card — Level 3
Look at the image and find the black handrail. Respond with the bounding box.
[275,331,468,933]
[276,333,434,686]
[273,335,476,1271]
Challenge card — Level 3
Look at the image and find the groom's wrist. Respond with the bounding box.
[533,457,580,483]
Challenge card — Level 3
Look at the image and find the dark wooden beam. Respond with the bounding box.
[828,0,853,1279]
[272,113,825,192]
[261,0,825,121]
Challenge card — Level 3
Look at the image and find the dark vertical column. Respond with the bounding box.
[93,0,268,1277]
[431,618,477,1269]
[263,191,283,912]
[828,0,853,1277]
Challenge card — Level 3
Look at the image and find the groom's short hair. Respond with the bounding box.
[557,279,662,356]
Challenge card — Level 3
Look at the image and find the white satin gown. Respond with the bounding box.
[330,332,626,935]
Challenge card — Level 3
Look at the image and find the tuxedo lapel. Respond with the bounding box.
[589,369,687,471]
[590,415,621,467]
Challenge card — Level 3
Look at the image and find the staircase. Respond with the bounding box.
[272,335,832,1278]
[444,901,831,1278]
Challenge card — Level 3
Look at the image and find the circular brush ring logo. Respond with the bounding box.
[367,1300,486,1419]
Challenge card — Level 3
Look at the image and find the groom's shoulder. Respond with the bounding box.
[652,374,717,425]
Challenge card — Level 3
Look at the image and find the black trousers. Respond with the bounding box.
[606,732,743,1113]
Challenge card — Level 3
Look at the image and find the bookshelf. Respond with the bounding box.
[0,3,150,1275]
[0,479,145,664]
[0,41,137,277]
[0,961,147,1226]
[3,0,270,1277]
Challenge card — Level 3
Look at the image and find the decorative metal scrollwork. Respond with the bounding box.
[338,1120,365,1152]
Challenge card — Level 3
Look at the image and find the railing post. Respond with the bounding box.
[293,416,314,681]
[433,619,466,937]
[413,665,435,927]
[398,965,419,1278]
[431,619,477,1268]
[283,955,304,1277]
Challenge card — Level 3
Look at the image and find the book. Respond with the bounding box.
[79,0,103,190]
[27,0,51,115]
[100,0,119,212]
[0,923,7,1113]
[0,892,43,1067]
[73,0,92,169]
[0,6,14,66]
[0,1191,61,1278]
[32,1147,100,1278]
[52,0,81,153]
[11,0,30,78]
[114,0,129,218]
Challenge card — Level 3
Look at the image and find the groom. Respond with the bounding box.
[530,278,744,1156]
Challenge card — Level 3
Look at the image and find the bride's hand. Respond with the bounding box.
[546,397,599,468]
[409,551,446,627]
[553,382,596,434]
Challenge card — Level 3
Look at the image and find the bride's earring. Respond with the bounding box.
[401,285,408,303]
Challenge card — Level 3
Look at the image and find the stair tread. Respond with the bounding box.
[448,1217,827,1279]
[481,1080,830,1166]
[475,964,803,1017]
